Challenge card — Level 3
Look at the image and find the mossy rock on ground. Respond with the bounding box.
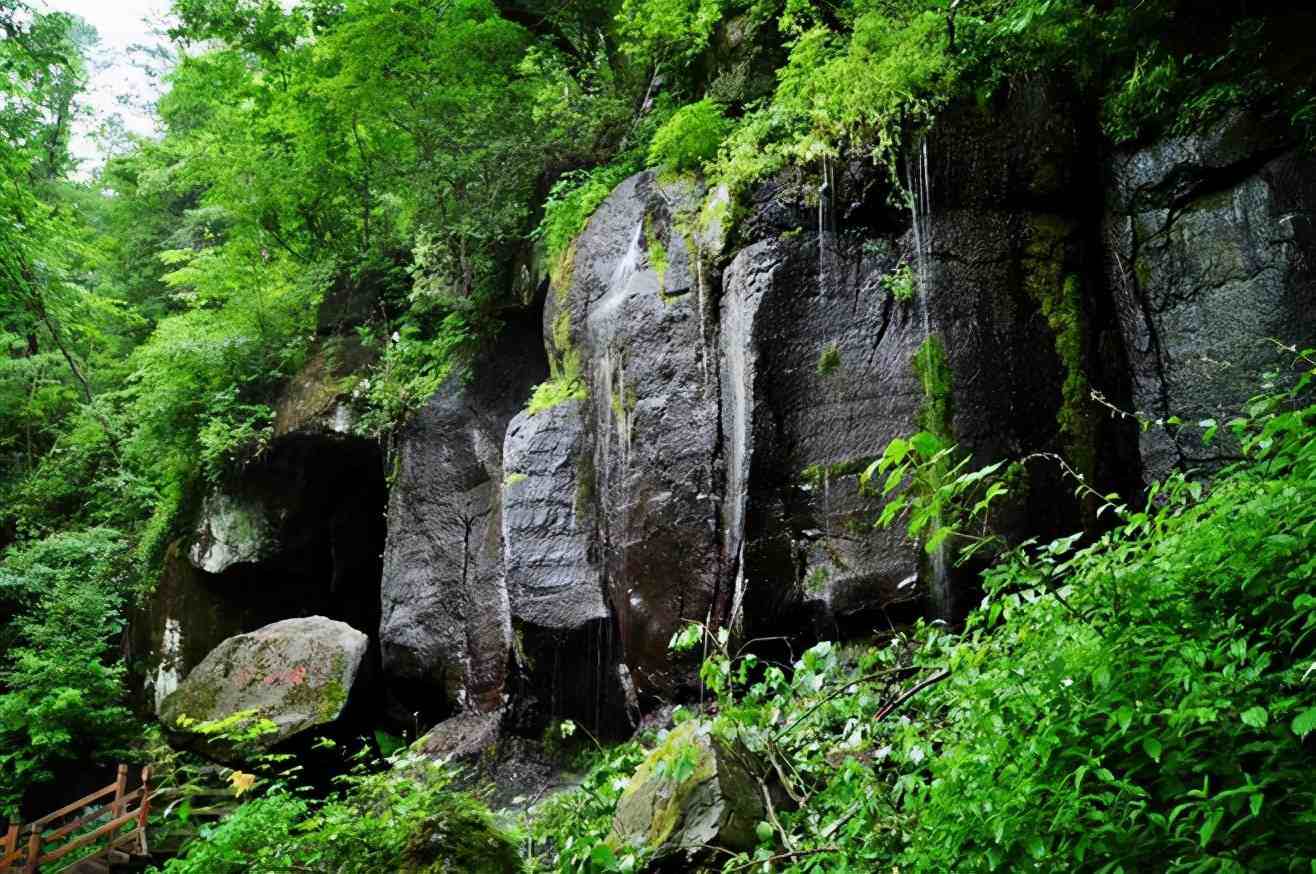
[159,616,367,751]
[609,721,764,861]
[403,792,524,874]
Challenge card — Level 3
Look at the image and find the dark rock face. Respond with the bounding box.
[501,401,604,631]
[719,234,925,637]
[378,312,547,717]
[555,172,725,703]
[139,87,1316,771]
[1105,113,1316,482]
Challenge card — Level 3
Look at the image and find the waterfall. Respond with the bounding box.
[908,137,953,621]
[818,157,833,301]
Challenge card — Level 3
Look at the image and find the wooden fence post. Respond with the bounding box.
[23,827,39,874]
[3,818,17,853]
[137,767,153,856]
[111,764,128,820]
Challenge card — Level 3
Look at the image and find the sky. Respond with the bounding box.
[39,0,173,169]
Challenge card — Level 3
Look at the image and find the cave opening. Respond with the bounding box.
[170,432,392,741]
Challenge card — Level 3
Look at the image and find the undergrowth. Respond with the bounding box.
[525,348,1316,872]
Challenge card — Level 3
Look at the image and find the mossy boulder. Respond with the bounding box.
[403,791,523,874]
[159,616,367,748]
[609,722,763,861]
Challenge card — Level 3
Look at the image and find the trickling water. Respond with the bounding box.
[817,157,833,301]
[908,137,953,621]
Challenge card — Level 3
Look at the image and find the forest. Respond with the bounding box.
[1,0,1315,871]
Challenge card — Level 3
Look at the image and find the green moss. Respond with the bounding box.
[646,215,669,291]
[1023,216,1097,478]
[575,449,596,516]
[504,472,527,487]
[817,341,842,376]
[610,381,638,422]
[612,723,718,852]
[913,335,953,440]
[318,678,348,722]
[550,308,572,371]
[801,456,876,486]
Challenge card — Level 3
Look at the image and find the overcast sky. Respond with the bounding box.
[40,0,173,169]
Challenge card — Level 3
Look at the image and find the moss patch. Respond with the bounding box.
[913,335,953,440]
[817,341,842,376]
[611,722,718,853]
[1024,216,1097,478]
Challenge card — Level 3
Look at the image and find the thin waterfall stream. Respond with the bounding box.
[909,137,953,620]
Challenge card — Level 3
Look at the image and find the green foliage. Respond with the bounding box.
[527,740,649,873]
[157,753,522,874]
[647,99,729,175]
[882,262,916,302]
[617,0,725,66]
[526,352,587,416]
[816,341,842,376]
[0,528,138,811]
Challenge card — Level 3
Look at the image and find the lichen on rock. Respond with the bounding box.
[608,721,763,860]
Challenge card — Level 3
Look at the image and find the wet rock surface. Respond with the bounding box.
[1105,113,1316,481]
[719,233,925,637]
[379,311,547,717]
[556,171,725,702]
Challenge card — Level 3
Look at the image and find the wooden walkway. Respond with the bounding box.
[1,766,153,874]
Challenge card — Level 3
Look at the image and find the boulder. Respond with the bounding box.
[609,722,763,860]
[1105,112,1316,482]
[158,616,368,746]
[187,490,276,575]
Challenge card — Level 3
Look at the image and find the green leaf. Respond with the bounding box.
[1291,707,1316,738]
[591,844,617,868]
[1240,706,1268,728]
[1142,737,1162,762]
[1199,808,1224,847]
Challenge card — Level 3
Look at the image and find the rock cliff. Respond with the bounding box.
[138,92,1316,756]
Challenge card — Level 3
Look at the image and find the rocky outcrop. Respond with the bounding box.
[551,172,726,702]
[1105,112,1316,482]
[720,234,925,636]
[159,616,368,746]
[137,87,1316,766]
[609,721,763,860]
[501,400,605,630]
[378,312,547,717]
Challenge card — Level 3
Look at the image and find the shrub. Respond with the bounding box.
[156,754,521,874]
[647,99,729,175]
[0,528,138,811]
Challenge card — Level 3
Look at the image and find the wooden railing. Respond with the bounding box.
[1,765,153,874]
